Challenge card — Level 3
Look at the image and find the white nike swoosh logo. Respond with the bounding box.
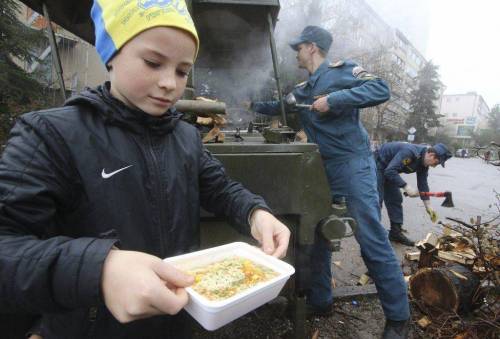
[101,165,133,179]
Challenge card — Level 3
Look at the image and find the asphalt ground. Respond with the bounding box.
[332,156,500,287]
[193,157,499,338]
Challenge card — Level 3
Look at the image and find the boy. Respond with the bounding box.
[0,1,290,338]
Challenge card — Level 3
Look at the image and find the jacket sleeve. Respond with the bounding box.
[0,113,116,314]
[327,67,390,111]
[251,101,281,116]
[416,168,430,200]
[197,145,271,235]
[383,150,412,188]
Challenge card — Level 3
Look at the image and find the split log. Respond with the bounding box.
[357,273,371,286]
[405,251,420,261]
[202,126,223,143]
[437,250,475,265]
[409,264,480,314]
[417,316,432,329]
[418,250,434,268]
[416,232,438,268]
[416,233,438,249]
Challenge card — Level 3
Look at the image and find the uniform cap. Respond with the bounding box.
[91,0,199,65]
[289,26,333,52]
[433,143,452,167]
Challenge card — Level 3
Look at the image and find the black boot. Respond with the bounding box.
[382,318,410,339]
[389,223,415,246]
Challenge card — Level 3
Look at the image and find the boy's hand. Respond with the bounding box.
[249,209,291,258]
[101,250,194,323]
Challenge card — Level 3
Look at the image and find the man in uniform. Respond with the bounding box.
[375,142,452,246]
[252,26,410,339]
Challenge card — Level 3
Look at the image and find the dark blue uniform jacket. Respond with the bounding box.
[253,60,390,164]
[375,142,430,200]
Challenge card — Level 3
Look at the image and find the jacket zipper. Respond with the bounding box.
[146,131,166,255]
[87,306,98,338]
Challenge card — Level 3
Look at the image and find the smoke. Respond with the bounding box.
[275,0,432,62]
[193,7,283,128]
[194,41,275,127]
[191,0,432,129]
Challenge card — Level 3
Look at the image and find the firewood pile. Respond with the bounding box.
[193,97,226,143]
[198,113,226,143]
[405,192,500,338]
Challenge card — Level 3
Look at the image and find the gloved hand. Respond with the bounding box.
[403,184,420,197]
[426,208,438,223]
[423,200,438,223]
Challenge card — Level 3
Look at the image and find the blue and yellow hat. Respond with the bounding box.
[91,0,199,65]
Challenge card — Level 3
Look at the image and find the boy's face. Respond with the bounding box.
[108,27,196,116]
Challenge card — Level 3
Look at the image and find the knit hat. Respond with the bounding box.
[91,0,199,65]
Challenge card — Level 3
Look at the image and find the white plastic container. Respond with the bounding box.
[163,242,295,331]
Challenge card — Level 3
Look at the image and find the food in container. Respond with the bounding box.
[164,242,295,330]
[188,256,279,301]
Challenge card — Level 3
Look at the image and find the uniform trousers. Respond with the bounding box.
[375,161,405,224]
[308,155,410,320]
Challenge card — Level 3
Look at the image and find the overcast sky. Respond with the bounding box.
[365,0,500,109]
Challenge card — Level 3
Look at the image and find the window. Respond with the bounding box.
[407,67,417,78]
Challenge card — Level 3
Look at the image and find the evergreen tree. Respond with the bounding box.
[487,104,500,133]
[0,0,46,143]
[405,61,443,143]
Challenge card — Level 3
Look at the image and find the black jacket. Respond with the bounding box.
[0,83,269,338]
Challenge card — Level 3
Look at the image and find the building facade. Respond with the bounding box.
[15,1,107,103]
[439,92,490,145]
[316,0,433,142]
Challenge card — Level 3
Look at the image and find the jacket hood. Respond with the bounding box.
[64,82,182,134]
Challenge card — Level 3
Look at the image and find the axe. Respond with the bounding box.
[420,191,454,208]
[404,191,454,207]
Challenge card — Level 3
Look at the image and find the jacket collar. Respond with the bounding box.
[308,60,330,87]
[412,146,427,167]
[65,82,181,135]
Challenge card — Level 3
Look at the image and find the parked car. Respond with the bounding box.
[455,148,469,158]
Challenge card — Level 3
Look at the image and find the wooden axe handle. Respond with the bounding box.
[420,192,447,197]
